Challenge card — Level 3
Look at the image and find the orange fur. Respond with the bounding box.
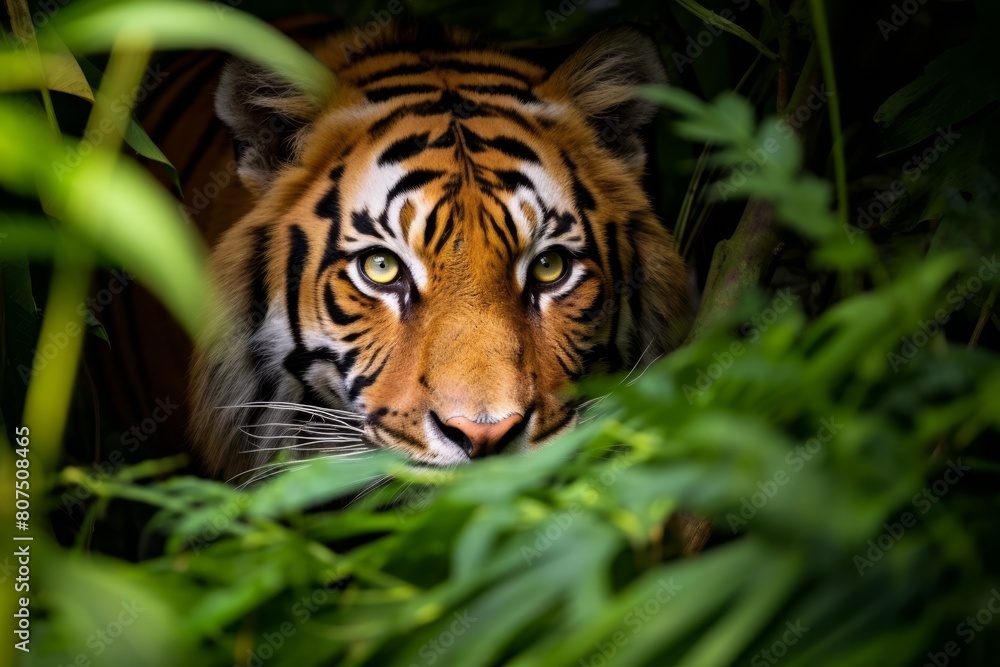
[173,25,690,479]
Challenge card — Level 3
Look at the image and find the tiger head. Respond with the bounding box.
[190,26,689,479]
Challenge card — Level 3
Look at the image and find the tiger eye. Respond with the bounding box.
[531,251,566,284]
[362,250,400,284]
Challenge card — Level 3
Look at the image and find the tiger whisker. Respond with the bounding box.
[577,343,661,428]
[238,463,312,489]
[626,353,662,387]
[577,395,608,410]
[242,421,366,434]
[239,443,370,453]
[219,401,365,422]
[229,399,363,417]
[311,448,375,457]
[619,342,655,385]
[231,459,312,488]
[346,474,393,508]
[238,429,365,443]
[388,480,414,508]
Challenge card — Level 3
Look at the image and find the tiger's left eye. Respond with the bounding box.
[361,250,400,284]
[530,250,566,284]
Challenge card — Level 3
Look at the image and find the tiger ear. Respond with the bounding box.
[546,27,667,171]
[215,59,326,195]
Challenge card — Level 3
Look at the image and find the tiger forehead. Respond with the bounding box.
[339,49,549,91]
[326,120,581,259]
[300,48,597,265]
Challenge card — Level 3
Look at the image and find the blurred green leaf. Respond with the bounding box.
[43,0,336,101]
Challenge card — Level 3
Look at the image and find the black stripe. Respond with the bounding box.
[485,211,513,256]
[286,226,309,345]
[368,103,422,137]
[333,347,359,377]
[387,169,444,203]
[351,211,383,239]
[430,127,457,148]
[348,355,388,401]
[461,125,486,151]
[475,103,537,131]
[605,223,623,371]
[554,269,595,304]
[561,332,588,358]
[568,170,596,211]
[353,62,432,87]
[534,409,576,443]
[582,344,611,372]
[501,205,520,247]
[436,59,529,81]
[325,284,362,326]
[481,135,540,163]
[341,329,369,343]
[552,212,576,237]
[428,89,476,119]
[283,345,339,381]
[572,287,607,326]
[555,352,578,380]
[317,167,344,272]
[148,62,220,146]
[377,210,395,238]
[457,84,537,104]
[576,210,603,266]
[246,226,272,326]
[179,116,224,187]
[368,94,535,137]
[378,132,430,165]
[555,338,578,363]
[369,93,468,136]
[316,166,344,219]
[423,200,442,248]
[493,170,535,193]
[365,84,439,103]
[434,213,455,253]
[373,422,425,450]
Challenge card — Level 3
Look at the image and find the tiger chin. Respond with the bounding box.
[187,24,690,482]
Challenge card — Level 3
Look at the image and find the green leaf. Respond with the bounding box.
[875,41,1000,154]
[673,0,778,60]
[247,453,401,519]
[44,0,335,102]
[0,254,39,425]
[77,56,181,192]
[0,102,209,335]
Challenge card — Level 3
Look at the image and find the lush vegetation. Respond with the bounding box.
[2,0,998,665]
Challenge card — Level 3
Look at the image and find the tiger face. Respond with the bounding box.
[190,26,689,479]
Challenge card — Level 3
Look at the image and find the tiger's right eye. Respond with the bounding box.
[361,250,401,285]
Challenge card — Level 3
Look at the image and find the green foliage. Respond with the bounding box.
[641,85,874,269]
[26,251,1000,667]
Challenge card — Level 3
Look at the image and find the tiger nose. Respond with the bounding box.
[442,413,525,458]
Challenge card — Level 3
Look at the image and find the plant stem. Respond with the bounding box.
[808,0,848,229]
[968,288,997,351]
[22,246,90,479]
[686,201,781,342]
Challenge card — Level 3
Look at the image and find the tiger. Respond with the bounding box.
[122,21,690,481]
